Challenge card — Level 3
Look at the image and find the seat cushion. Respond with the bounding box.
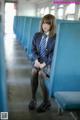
[54,91,80,110]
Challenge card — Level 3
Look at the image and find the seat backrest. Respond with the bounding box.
[50,20,80,96]
[0,16,8,111]
[27,17,41,55]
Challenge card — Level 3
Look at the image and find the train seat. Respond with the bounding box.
[46,20,80,112]
[54,91,80,110]
[45,21,80,120]
[0,16,8,111]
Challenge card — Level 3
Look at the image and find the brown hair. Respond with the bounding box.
[40,14,56,37]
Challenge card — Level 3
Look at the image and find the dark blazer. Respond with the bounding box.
[32,32,56,66]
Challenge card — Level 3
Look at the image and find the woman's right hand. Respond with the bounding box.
[34,59,40,68]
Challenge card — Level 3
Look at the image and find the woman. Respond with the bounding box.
[28,14,56,113]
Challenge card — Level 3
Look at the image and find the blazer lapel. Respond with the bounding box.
[46,37,51,49]
[37,34,42,51]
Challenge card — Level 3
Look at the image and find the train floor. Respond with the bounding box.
[5,34,74,120]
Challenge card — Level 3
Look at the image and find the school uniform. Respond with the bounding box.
[29,32,56,112]
[32,32,56,77]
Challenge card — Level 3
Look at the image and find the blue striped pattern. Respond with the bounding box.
[39,35,47,58]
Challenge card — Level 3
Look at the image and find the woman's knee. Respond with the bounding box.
[38,70,46,87]
[32,68,38,76]
[38,70,45,78]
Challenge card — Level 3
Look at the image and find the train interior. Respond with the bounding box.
[0,0,80,120]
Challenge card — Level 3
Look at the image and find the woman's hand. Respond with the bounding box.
[34,59,40,68]
[34,60,46,69]
[39,62,46,69]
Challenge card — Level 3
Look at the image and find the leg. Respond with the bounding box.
[31,67,38,100]
[37,70,51,113]
[39,70,49,101]
[29,67,38,110]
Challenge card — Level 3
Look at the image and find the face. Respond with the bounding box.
[42,22,51,33]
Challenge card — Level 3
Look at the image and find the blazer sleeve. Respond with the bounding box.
[46,36,56,66]
[46,49,54,65]
[31,33,39,62]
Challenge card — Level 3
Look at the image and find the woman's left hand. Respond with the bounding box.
[39,62,46,69]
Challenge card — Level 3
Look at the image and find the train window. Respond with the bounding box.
[44,7,49,15]
[51,6,55,9]
[66,14,75,20]
[40,8,45,17]
[57,7,64,19]
[0,2,1,14]
[78,7,80,19]
[5,3,16,33]
[37,8,40,17]
[58,5,64,8]
[65,3,75,15]
[56,4,64,19]
[50,10,55,15]
[65,3,75,20]
[50,5,55,15]
[38,7,49,17]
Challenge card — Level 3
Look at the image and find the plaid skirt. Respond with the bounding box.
[32,64,51,78]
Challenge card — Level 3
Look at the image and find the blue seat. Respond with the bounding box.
[49,20,80,112]
[50,20,80,94]
[54,92,80,110]
[0,16,8,112]
[27,17,41,57]
[13,16,41,56]
[21,17,32,49]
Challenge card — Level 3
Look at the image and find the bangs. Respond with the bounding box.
[42,19,51,25]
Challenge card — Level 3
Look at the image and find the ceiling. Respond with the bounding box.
[5,0,80,5]
[5,0,52,6]
[5,0,80,2]
[5,0,51,3]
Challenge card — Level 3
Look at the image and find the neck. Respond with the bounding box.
[44,31,49,36]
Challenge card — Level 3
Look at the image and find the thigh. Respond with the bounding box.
[38,69,47,80]
[32,67,39,75]
[43,65,51,78]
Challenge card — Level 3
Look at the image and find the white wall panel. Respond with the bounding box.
[17,0,36,16]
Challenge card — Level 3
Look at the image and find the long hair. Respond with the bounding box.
[40,14,56,37]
